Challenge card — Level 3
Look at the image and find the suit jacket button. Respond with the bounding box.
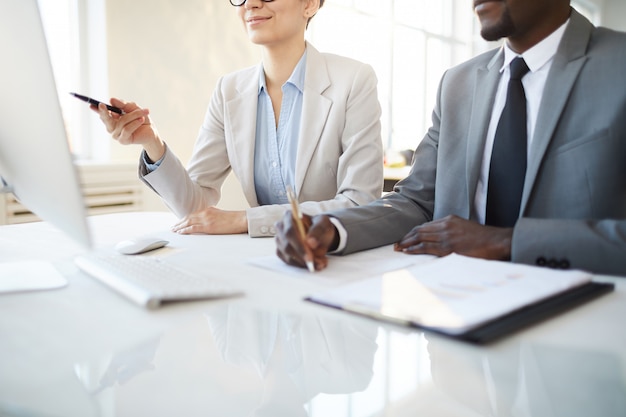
[536,257,547,266]
[559,259,570,269]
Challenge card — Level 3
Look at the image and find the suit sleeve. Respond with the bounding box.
[324,72,448,254]
[139,77,231,218]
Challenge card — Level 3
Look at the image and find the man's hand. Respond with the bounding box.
[275,213,339,271]
[394,215,513,261]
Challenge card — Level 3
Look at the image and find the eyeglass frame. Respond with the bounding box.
[229,0,275,6]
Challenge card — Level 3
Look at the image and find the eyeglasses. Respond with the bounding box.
[229,0,275,6]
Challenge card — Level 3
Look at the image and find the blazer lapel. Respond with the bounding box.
[520,9,591,213]
[295,43,332,195]
[225,64,263,206]
[466,50,502,220]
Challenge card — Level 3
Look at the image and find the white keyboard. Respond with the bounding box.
[75,253,243,309]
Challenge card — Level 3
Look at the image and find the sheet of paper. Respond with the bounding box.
[308,253,592,334]
[0,261,68,294]
[248,247,436,286]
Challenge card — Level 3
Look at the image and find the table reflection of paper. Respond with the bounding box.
[205,305,379,417]
[248,247,435,286]
[427,337,626,417]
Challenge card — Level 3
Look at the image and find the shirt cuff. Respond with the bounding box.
[142,150,164,172]
[328,216,347,254]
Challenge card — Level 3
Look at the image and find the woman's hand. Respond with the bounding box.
[96,97,165,162]
[171,207,248,235]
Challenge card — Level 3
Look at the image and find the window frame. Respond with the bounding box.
[308,0,601,153]
[38,0,110,161]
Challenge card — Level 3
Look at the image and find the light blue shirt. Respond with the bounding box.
[253,49,307,205]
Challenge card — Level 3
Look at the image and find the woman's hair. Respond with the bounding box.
[306,0,324,28]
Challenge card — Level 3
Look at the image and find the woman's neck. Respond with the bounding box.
[261,39,306,90]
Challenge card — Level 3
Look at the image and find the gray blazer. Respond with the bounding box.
[330,9,626,276]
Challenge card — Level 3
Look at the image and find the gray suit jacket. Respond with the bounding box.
[330,9,626,276]
[140,43,383,237]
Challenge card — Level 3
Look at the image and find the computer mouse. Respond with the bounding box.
[115,237,169,255]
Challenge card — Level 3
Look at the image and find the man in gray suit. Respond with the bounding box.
[275,0,626,276]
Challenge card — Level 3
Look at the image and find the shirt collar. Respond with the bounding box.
[500,18,570,74]
[258,47,308,95]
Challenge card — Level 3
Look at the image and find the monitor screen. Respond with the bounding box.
[0,0,91,248]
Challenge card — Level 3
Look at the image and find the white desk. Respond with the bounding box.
[1,212,625,417]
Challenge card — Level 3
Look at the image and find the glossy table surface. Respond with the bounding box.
[1,212,625,417]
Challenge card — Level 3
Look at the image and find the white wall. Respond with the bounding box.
[603,0,626,31]
[105,0,259,211]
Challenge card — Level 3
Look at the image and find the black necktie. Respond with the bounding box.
[486,57,530,227]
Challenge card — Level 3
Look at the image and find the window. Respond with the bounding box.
[308,0,478,152]
[38,0,109,160]
[40,0,601,159]
[309,0,600,153]
[573,0,601,24]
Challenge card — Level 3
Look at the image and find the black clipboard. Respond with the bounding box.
[306,281,614,345]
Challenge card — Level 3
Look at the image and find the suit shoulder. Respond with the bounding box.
[589,26,626,61]
[219,64,259,85]
[446,48,499,75]
[211,64,260,98]
[592,25,626,42]
[319,52,374,72]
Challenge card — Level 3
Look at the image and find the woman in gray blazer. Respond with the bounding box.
[96,0,383,237]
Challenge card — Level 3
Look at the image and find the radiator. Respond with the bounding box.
[0,162,143,225]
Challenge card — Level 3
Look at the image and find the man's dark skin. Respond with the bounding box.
[275,0,572,271]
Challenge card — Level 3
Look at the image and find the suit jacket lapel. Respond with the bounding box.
[466,50,502,220]
[521,9,591,213]
[225,64,262,206]
[295,43,332,195]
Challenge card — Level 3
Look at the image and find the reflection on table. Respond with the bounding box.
[206,305,378,416]
[1,212,624,417]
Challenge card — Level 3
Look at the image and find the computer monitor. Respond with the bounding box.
[0,0,91,248]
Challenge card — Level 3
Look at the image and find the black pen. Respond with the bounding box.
[69,92,124,114]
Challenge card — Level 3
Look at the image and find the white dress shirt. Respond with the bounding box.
[474,20,569,224]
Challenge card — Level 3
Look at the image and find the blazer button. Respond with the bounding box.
[536,257,547,267]
[269,226,276,235]
[260,226,268,234]
[559,259,570,269]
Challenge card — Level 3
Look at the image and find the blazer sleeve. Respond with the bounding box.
[139,77,232,218]
[246,60,384,237]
